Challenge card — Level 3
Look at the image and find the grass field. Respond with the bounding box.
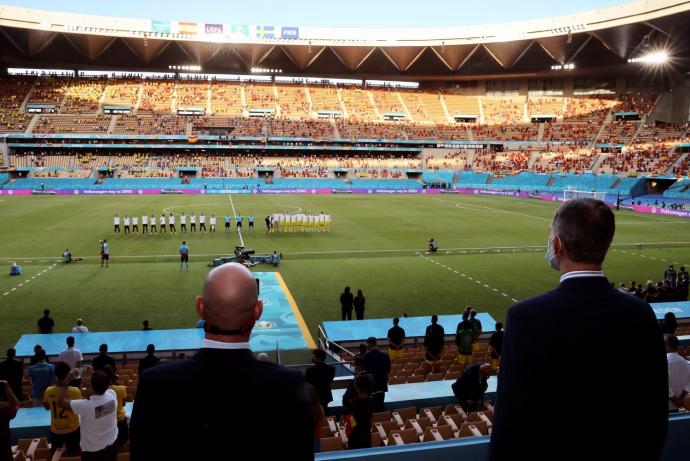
[1,194,689,351]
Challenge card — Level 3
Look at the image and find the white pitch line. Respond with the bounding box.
[228,194,244,247]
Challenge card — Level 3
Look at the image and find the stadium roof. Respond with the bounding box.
[1,0,690,80]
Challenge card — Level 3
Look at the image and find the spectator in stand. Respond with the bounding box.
[486,322,504,371]
[387,318,406,361]
[356,343,367,357]
[345,374,374,450]
[469,309,482,353]
[340,287,354,321]
[30,345,48,365]
[304,349,335,412]
[0,349,23,402]
[42,361,82,455]
[57,370,119,461]
[452,363,492,412]
[92,344,116,371]
[101,366,129,447]
[138,345,159,376]
[424,315,445,368]
[29,350,54,407]
[490,199,668,460]
[353,290,366,320]
[0,380,19,461]
[665,265,677,283]
[72,319,89,333]
[59,337,82,370]
[142,320,153,331]
[455,320,475,369]
[130,263,313,460]
[362,337,391,412]
[660,312,678,336]
[38,309,55,334]
[666,334,690,412]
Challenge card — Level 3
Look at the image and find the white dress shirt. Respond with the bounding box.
[560,270,605,283]
[667,352,690,410]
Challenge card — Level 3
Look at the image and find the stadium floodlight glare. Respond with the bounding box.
[627,51,669,64]
[168,65,201,72]
[550,63,575,71]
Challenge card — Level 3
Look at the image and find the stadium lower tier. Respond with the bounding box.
[2,172,690,200]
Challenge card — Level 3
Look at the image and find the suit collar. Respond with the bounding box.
[194,348,256,362]
[557,276,612,291]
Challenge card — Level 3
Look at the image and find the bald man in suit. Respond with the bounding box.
[130,263,314,460]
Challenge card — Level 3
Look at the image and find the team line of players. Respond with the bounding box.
[112,212,331,234]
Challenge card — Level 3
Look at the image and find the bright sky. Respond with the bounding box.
[9,0,628,28]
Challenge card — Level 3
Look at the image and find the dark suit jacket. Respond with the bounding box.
[0,358,23,400]
[362,349,391,393]
[130,348,314,460]
[304,362,335,409]
[490,277,668,460]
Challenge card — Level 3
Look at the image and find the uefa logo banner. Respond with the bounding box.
[205,23,223,34]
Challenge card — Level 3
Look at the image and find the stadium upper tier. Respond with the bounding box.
[0,76,675,141]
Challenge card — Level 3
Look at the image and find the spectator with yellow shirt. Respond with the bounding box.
[102,366,128,448]
[43,362,82,456]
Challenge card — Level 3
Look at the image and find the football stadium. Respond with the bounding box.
[0,0,690,459]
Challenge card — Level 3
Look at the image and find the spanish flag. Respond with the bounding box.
[188,135,199,144]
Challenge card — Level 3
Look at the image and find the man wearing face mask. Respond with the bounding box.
[490,199,667,461]
[130,263,314,460]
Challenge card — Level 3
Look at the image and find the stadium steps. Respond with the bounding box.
[589,106,614,149]
[240,85,248,117]
[24,114,40,134]
[18,78,37,112]
[206,81,212,114]
[303,83,314,115]
[107,115,117,134]
[536,123,545,142]
[546,176,556,187]
[133,83,144,114]
[591,153,608,172]
[57,91,68,113]
[439,94,453,123]
[96,84,108,114]
[367,90,383,120]
[336,87,349,118]
[610,177,622,189]
[527,151,540,169]
[397,92,413,122]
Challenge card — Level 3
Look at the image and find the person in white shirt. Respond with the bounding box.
[58,337,83,371]
[150,215,157,234]
[142,214,148,234]
[168,213,176,233]
[190,214,197,232]
[113,215,120,234]
[199,213,207,233]
[666,334,690,411]
[160,214,167,233]
[72,319,89,333]
[209,215,216,233]
[132,215,139,233]
[180,213,187,232]
[123,215,130,235]
[57,369,119,459]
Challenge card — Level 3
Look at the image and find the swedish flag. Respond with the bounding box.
[256,25,275,39]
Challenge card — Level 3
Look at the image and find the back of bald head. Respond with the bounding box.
[201,263,259,330]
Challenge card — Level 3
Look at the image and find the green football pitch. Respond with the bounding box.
[1,194,689,351]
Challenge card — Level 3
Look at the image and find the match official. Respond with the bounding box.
[179,241,190,271]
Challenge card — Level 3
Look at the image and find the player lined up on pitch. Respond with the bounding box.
[112,213,220,234]
[265,212,331,233]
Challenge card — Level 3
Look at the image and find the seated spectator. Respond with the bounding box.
[452,363,492,412]
[42,361,82,455]
[666,334,690,412]
[38,309,55,334]
[92,344,116,371]
[138,344,159,376]
[142,320,153,331]
[57,370,119,460]
[72,319,89,333]
[29,350,54,407]
[0,379,19,461]
[0,349,23,402]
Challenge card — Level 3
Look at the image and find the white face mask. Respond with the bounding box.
[544,238,559,271]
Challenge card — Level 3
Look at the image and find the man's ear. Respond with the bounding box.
[253,299,264,321]
[552,235,563,256]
